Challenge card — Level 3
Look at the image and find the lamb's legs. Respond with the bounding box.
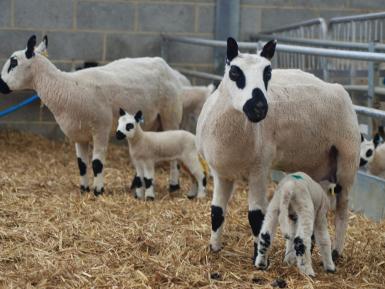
[169,160,180,192]
[92,135,108,196]
[283,218,297,266]
[143,162,155,200]
[255,198,279,269]
[210,171,234,252]
[248,170,269,261]
[132,165,145,199]
[294,210,315,277]
[314,211,336,273]
[184,154,207,199]
[75,142,89,193]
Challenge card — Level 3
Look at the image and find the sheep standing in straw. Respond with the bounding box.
[255,172,336,277]
[116,110,206,200]
[196,37,360,264]
[0,35,184,196]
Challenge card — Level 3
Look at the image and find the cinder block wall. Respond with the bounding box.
[0,0,383,138]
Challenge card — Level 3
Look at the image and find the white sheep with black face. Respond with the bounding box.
[196,37,360,265]
[116,109,206,200]
[0,35,184,196]
[359,133,385,177]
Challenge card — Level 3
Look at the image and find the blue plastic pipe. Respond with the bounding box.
[0,95,39,117]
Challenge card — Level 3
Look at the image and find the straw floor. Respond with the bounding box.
[0,130,384,289]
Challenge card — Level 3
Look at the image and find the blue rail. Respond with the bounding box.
[0,95,39,118]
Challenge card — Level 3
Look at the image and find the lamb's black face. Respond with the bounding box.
[225,37,276,123]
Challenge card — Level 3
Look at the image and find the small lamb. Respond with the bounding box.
[255,172,336,277]
[116,109,207,200]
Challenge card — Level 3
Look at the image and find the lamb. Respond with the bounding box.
[180,84,215,133]
[360,134,385,177]
[0,35,184,196]
[255,172,336,277]
[116,109,206,200]
[196,38,360,265]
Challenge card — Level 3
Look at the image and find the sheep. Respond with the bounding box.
[360,134,385,177]
[180,84,215,133]
[116,109,206,200]
[255,172,336,277]
[196,37,360,265]
[0,35,184,196]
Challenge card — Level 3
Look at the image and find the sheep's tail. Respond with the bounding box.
[278,182,295,237]
[207,83,216,94]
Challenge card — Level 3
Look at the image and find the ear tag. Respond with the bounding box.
[198,154,210,177]
[41,50,49,58]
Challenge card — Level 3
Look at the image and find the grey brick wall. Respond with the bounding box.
[0,0,384,138]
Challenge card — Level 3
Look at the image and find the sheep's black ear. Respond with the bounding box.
[119,108,126,116]
[226,37,238,64]
[25,35,36,59]
[261,40,277,60]
[373,133,381,148]
[134,110,143,123]
[43,35,48,48]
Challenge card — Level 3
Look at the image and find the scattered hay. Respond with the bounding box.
[0,130,384,288]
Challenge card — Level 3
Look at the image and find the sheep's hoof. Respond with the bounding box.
[187,195,196,200]
[169,183,180,192]
[256,259,269,270]
[80,185,90,193]
[94,187,104,196]
[145,196,155,201]
[332,250,340,262]
[210,243,222,252]
[326,268,336,274]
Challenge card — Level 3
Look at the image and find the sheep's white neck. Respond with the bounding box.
[127,126,144,145]
[31,56,73,116]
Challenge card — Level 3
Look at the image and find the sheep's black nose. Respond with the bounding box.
[0,77,11,94]
[242,88,268,123]
[116,130,126,140]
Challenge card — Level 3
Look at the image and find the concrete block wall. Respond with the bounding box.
[0,0,384,138]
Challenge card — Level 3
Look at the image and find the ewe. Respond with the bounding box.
[196,37,360,263]
[255,172,336,277]
[0,35,184,196]
[116,110,206,200]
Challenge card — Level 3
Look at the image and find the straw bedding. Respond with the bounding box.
[0,130,384,289]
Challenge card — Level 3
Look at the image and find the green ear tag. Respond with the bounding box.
[291,174,303,180]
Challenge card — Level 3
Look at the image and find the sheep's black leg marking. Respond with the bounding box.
[289,213,298,222]
[258,232,271,255]
[131,175,142,190]
[310,234,315,254]
[332,250,340,262]
[169,183,180,192]
[93,187,104,196]
[248,209,265,260]
[144,177,153,189]
[335,184,342,195]
[77,157,87,176]
[92,159,103,177]
[211,206,224,232]
[203,175,207,187]
[294,237,305,256]
[80,185,90,193]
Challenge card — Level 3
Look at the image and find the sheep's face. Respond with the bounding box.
[116,109,143,140]
[360,134,374,167]
[224,37,276,123]
[0,35,48,94]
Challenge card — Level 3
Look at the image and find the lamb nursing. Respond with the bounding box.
[255,172,336,277]
[116,110,206,200]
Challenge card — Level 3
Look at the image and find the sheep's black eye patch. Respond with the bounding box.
[126,123,134,131]
[263,65,272,90]
[229,65,245,89]
[8,57,18,73]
